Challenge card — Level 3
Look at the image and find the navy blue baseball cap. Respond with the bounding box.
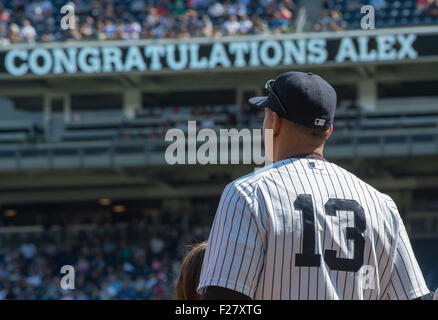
[248,71,337,130]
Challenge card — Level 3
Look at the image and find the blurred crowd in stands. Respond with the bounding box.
[0,209,212,299]
[0,207,436,299]
[0,0,296,43]
[1,0,438,44]
[314,0,438,31]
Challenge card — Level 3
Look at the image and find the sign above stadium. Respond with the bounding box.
[1,29,438,78]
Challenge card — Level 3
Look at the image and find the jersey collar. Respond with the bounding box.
[287,153,327,162]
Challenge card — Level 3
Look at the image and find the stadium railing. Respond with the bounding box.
[0,126,436,170]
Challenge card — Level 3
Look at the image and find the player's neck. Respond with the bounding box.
[274,145,324,162]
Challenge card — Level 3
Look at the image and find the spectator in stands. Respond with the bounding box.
[125,18,141,39]
[329,10,347,31]
[103,19,116,39]
[26,0,40,22]
[314,10,331,31]
[79,21,93,40]
[208,1,225,19]
[270,6,293,33]
[314,9,346,32]
[20,20,36,42]
[150,235,165,257]
[417,0,432,11]
[239,14,253,33]
[20,241,37,260]
[322,0,334,11]
[369,0,387,10]
[80,15,96,39]
[41,30,55,42]
[0,4,10,26]
[39,0,53,15]
[223,15,241,35]
[131,0,146,13]
[173,0,186,16]
[7,23,21,43]
[251,14,270,34]
[428,0,438,17]
[200,14,214,36]
[346,0,361,12]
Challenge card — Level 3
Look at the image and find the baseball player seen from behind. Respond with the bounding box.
[197,71,430,300]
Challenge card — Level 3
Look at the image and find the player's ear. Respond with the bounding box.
[272,111,281,136]
[326,125,333,139]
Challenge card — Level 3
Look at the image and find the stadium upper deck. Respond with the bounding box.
[316,0,438,31]
[0,0,438,171]
[0,24,438,170]
[0,0,297,43]
[1,0,438,45]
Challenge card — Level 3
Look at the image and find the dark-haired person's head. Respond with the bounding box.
[174,241,207,300]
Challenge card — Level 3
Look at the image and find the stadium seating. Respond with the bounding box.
[56,104,236,142]
[0,0,297,43]
[0,214,434,300]
[0,97,437,171]
[2,0,438,44]
[0,209,212,300]
[316,0,438,31]
[1,96,438,146]
[0,121,38,144]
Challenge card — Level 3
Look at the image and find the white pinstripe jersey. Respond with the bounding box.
[198,156,429,300]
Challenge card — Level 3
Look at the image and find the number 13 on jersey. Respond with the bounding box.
[294,194,366,272]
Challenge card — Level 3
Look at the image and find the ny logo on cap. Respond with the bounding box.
[314,118,326,126]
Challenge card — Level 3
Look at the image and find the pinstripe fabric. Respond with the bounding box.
[197,157,429,300]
